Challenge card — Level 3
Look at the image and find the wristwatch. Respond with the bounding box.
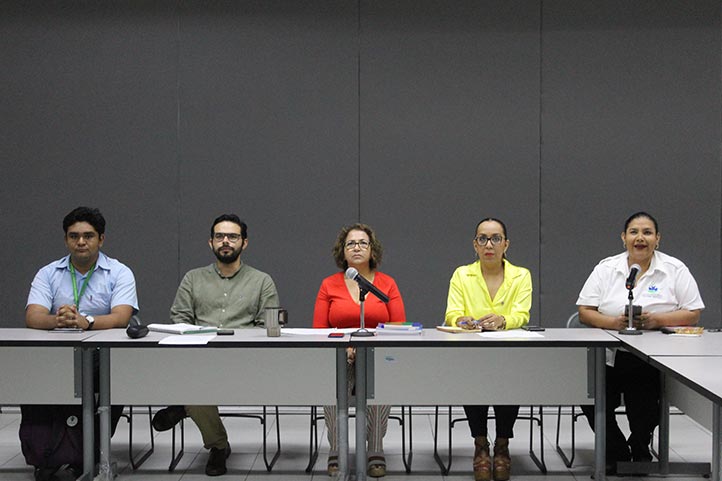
[84,315,95,330]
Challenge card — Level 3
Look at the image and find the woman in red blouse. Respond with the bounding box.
[313,223,406,477]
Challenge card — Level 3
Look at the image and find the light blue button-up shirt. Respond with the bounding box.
[26,252,138,316]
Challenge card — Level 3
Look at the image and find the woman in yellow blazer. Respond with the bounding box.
[444,218,532,481]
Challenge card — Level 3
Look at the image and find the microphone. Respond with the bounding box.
[345,267,389,303]
[625,264,641,290]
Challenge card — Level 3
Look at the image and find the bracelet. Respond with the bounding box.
[500,316,506,330]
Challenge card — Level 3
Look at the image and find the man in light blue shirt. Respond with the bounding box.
[26,206,138,330]
[22,206,138,480]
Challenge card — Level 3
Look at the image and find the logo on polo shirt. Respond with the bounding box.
[642,284,661,298]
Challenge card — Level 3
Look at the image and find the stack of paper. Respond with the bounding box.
[376,322,423,334]
[148,323,218,335]
[660,326,704,337]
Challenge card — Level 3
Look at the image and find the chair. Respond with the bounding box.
[554,311,587,467]
[306,405,414,473]
[121,406,155,469]
[166,407,281,472]
[432,405,547,474]
[554,312,656,469]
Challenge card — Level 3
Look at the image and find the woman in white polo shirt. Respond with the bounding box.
[576,211,704,474]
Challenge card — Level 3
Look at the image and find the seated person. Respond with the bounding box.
[24,206,137,479]
[577,211,704,474]
[313,223,406,478]
[152,214,279,477]
[444,218,532,481]
[26,206,137,331]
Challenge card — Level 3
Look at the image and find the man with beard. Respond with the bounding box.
[151,214,279,476]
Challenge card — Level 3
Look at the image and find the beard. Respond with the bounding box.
[213,245,242,264]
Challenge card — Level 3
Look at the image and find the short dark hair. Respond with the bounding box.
[211,214,247,239]
[63,207,106,235]
[332,223,383,270]
[624,211,659,233]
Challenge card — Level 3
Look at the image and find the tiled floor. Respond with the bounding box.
[0,406,713,480]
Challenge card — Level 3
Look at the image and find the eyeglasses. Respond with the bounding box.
[213,232,242,243]
[67,232,97,242]
[475,234,504,246]
[345,240,370,250]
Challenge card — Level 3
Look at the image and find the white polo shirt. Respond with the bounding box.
[577,250,704,365]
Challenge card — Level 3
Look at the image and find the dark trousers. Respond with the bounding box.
[463,404,520,439]
[580,350,661,463]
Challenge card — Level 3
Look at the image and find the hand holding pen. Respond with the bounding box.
[457,316,480,330]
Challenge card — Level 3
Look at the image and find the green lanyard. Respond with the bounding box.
[69,263,95,308]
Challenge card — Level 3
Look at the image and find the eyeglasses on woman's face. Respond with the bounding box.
[344,240,370,250]
[474,234,504,247]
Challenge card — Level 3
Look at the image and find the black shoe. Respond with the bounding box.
[151,405,187,431]
[34,467,59,481]
[206,443,231,476]
[628,435,653,462]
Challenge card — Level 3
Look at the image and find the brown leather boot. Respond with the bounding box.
[473,436,491,481]
[493,438,511,481]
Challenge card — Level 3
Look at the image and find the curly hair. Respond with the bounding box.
[332,223,384,270]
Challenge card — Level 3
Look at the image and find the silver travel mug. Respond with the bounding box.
[264,307,286,337]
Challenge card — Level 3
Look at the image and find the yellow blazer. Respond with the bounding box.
[444,259,532,329]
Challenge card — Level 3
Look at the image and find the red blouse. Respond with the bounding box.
[312,271,407,328]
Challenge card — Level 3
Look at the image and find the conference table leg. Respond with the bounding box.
[98,347,112,481]
[355,346,367,481]
[594,347,607,481]
[82,347,94,481]
[658,372,670,474]
[337,347,349,479]
[714,403,721,481]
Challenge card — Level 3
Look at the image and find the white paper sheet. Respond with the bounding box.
[281,328,360,336]
[158,334,217,345]
[477,330,544,339]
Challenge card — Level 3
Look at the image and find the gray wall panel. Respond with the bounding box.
[540,0,721,326]
[1,1,178,325]
[360,0,542,325]
[176,1,358,325]
[1,1,720,331]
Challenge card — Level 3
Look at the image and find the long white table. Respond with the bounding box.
[1,326,664,481]
[350,328,619,481]
[613,330,722,358]
[0,328,93,403]
[0,328,97,481]
[649,355,722,481]
[83,328,349,480]
[611,330,720,477]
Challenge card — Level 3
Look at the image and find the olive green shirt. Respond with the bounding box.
[170,262,279,328]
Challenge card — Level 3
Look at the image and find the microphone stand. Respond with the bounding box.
[618,285,642,335]
[351,286,375,337]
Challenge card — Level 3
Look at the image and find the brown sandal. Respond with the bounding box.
[493,438,511,481]
[473,436,491,481]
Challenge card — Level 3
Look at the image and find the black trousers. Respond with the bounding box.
[463,404,520,439]
[580,350,661,463]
